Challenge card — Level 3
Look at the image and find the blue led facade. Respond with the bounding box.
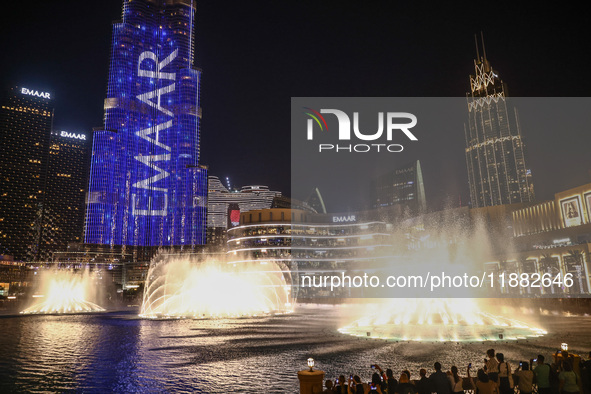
[85,0,207,247]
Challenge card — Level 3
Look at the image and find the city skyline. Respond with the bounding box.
[2,1,591,212]
[2,3,591,390]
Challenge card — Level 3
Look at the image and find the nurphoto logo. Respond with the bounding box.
[304,107,418,153]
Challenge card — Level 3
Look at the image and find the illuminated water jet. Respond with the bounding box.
[140,256,293,319]
[338,299,546,342]
[21,270,105,314]
[334,213,548,342]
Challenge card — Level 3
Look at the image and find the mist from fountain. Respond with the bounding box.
[338,211,547,342]
[21,270,105,314]
[140,255,293,319]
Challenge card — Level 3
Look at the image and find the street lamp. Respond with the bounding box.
[307,358,314,372]
[561,343,568,352]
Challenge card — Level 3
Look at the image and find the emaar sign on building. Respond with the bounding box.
[21,87,51,99]
[60,131,86,140]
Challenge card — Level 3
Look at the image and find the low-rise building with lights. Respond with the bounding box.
[226,208,392,298]
[493,182,591,295]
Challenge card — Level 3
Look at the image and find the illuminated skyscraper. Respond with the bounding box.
[465,35,534,208]
[370,160,426,215]
[0,87,54,261]
[85,0,207,248]
[0,87,91,262]
[42,130,90,260]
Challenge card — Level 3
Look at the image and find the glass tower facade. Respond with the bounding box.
[464,44,534,208]
[370,160,427,215]
[85,0,207,248]
[0,87,54,261]
[41,130,90,260]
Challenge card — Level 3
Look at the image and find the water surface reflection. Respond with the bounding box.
[0,306,590,393]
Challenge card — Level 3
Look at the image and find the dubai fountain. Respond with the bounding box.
[140,255,293,319]
[21,269,105,314]
[338,298,547,342]
[337,215,548,343]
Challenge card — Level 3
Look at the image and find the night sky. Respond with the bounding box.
[2,1,590,211]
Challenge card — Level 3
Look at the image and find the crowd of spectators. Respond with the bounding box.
[320,349,591,394]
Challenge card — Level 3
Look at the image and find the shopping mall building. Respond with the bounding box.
[499,182,591,295]
[225,182,591,299]
[226,208,393,299]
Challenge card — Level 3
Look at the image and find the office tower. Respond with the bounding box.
[370,160,427,215]
[464,36,534,208]
[40,130,90,260]
[85,0,208,248]
[0,86,54,261]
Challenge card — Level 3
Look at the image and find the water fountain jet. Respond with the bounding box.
[140,255,293,319]
[21,270,105,314]
[337,216,549,342]
[338,298,546,342]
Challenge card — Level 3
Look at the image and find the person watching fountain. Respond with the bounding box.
[558,361,580,394]
[496,353,514,394]
[430,362,452,394]
[485,349,499,383]
[449,366,465,394]
[386,368,398,393]
[334,375,347,394]
[372,365,388,393]
[416,368,433,394]
[369,372,384,394]
[532,355,552,394]
[469,368,497,394]
[396,372,417,394]
[515,361,534,394]
[324,379,336,393]
[582,352,591,394]
[348,375,365,394]
[402,370,412,382]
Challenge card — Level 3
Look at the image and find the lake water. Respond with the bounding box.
[0,304,589,393]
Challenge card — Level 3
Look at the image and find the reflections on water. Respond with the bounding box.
[0,305,590,393]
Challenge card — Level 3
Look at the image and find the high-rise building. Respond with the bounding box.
[0,87,92,262]
[40,130,90,260]
[85,0,208,248]
[206,176,281,229]
[370,160,426,215]
[464,36,534,208]
[0,86,54,261]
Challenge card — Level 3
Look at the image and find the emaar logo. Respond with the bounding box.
[60,131,86,140]
[21,87,51,99]
[304,108,417,153]
[131,48,178,217]
[332,215,356,223]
